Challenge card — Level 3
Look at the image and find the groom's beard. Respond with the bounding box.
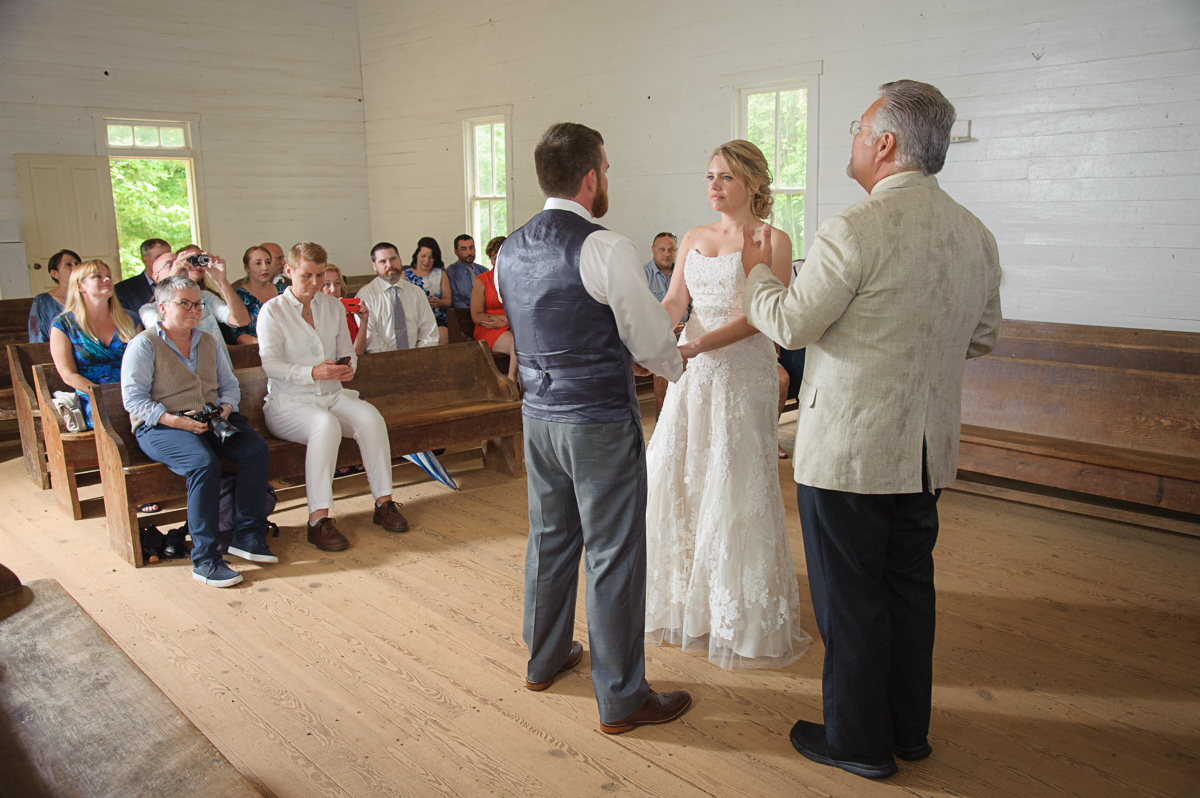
[591,185,609,218]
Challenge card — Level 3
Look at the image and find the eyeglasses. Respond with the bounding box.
[164,299,203,311]
[850,120,872,137]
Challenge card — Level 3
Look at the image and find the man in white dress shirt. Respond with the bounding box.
[496,122,691,734]
[354,243,439,352]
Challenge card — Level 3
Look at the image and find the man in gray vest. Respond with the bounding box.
[121,275,275,588]
[496,122,691,734]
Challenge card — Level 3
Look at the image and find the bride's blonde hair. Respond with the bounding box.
[709,140,774,221]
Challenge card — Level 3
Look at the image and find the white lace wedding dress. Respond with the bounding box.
[645,250,811,670]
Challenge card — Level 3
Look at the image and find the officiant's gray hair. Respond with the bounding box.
[535,122,605,198]
[871,80,956,176]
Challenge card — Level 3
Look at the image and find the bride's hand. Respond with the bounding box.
[678,340,702,360]
[741,223,773,276]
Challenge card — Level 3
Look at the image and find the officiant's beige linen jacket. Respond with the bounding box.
[744,171,1002,495]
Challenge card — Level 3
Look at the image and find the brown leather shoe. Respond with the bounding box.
[307,517,349,552]
[600,689,692,735]
[373,500,409,533]
[525,641,584,691]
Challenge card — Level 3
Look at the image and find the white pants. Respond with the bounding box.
[264,391,393,514]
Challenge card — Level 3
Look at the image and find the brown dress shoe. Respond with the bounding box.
[307,517,349,552]
[525,641,584,691]
[373,500,409,533]
[600,689,692,735]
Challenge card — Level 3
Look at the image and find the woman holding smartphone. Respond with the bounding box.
[255,242,408,553]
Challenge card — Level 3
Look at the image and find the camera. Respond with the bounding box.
[189,402,239,441]
[186,252,211,269]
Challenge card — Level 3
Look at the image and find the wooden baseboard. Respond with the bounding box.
[949,477,1200,537]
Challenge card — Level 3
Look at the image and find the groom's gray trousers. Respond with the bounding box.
[522,415,651,724]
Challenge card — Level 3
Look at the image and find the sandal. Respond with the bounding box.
[778,446,790,460]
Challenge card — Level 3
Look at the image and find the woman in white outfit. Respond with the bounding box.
[256,241,410,552]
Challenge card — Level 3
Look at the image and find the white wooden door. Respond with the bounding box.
[14,154,120,294]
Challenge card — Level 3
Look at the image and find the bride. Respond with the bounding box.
[645,140,812,669]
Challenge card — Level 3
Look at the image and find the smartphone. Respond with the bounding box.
[335,355,352,366]
[340,297,362,313]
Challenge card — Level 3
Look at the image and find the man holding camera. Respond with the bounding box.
[121,274,275,587]
[138,245,249,353]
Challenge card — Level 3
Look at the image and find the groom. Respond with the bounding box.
[495,122,691,734]
[740,81,1002,778]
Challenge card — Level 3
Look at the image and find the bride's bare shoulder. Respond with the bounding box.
[683,223,720,257]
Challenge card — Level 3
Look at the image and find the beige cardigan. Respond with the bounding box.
[743,171,1002,494]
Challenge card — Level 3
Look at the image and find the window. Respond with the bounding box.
[466,118,508,247]
[739,83,812,261]
[92,113,207,279]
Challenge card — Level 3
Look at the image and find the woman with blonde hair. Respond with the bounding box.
[320,264,370,355]
[228,245,284,344]
[49,259,141,428]
[643,140,811,670]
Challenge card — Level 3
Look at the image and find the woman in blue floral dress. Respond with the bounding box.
[403,236,451,345]
[228,245,283,344]
[49,260,141,428]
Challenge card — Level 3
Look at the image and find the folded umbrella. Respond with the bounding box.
[403,450,459,491]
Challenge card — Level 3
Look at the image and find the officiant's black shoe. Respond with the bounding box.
[789,720,897,779]
[894,739,933,761]
[599,689,691,734]
[525,641,583,691]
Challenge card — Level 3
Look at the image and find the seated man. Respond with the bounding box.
[115,237,171,313]
[355,241,439,352]
[121,275,275,588]
[446,234,488,308]
[255,242,409,553]
[642,232,689,419]
[138,246,249,353]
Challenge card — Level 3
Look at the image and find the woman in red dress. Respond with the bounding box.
[471,236,517,382]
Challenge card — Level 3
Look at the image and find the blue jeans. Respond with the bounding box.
[136,416,270,567]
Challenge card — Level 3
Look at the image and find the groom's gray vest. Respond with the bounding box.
[499,209,640,424]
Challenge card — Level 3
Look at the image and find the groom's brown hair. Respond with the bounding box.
[534,123,604,199]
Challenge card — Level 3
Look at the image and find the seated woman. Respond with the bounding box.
[256,242,408,553]
[471,237,518,383]
[228,245,283,344]
[403,236,451,345]
[48,259,141,428]
[138,246,249,354]
[121,274,274,587]
[28,249,81,342]
[320,264,369,356]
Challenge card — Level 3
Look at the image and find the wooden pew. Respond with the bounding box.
[8,342,54,488]
[28,344,261,519]
[992,319,1200,374]
[0,569,261,797]
[344,273,374,296]
[33,364,99,519]
[446,306,511,374]
[89,341,523,566]
[956,354,1200,534]
[0,297,35,420]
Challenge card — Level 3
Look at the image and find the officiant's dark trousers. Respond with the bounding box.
[522,416,651,724]
[796,483,941,759]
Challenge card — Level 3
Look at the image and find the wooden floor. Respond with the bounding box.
[0,411,1198,798]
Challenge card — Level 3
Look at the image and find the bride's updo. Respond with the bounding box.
[710,140,774,221]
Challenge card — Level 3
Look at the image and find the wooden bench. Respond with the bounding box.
[0,569,261,797]
[0,298,35,420]
[27,344,262,520]
[990,319,1200,374]
[90,341,524,566]
[955,354,1200,535]
[8,342,53,488]
[446,306,513,375]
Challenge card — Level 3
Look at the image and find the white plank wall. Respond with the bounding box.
[357,0,1200,331]
[0,0,372,285]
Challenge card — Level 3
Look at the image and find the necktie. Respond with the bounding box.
[392,285,409,350]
